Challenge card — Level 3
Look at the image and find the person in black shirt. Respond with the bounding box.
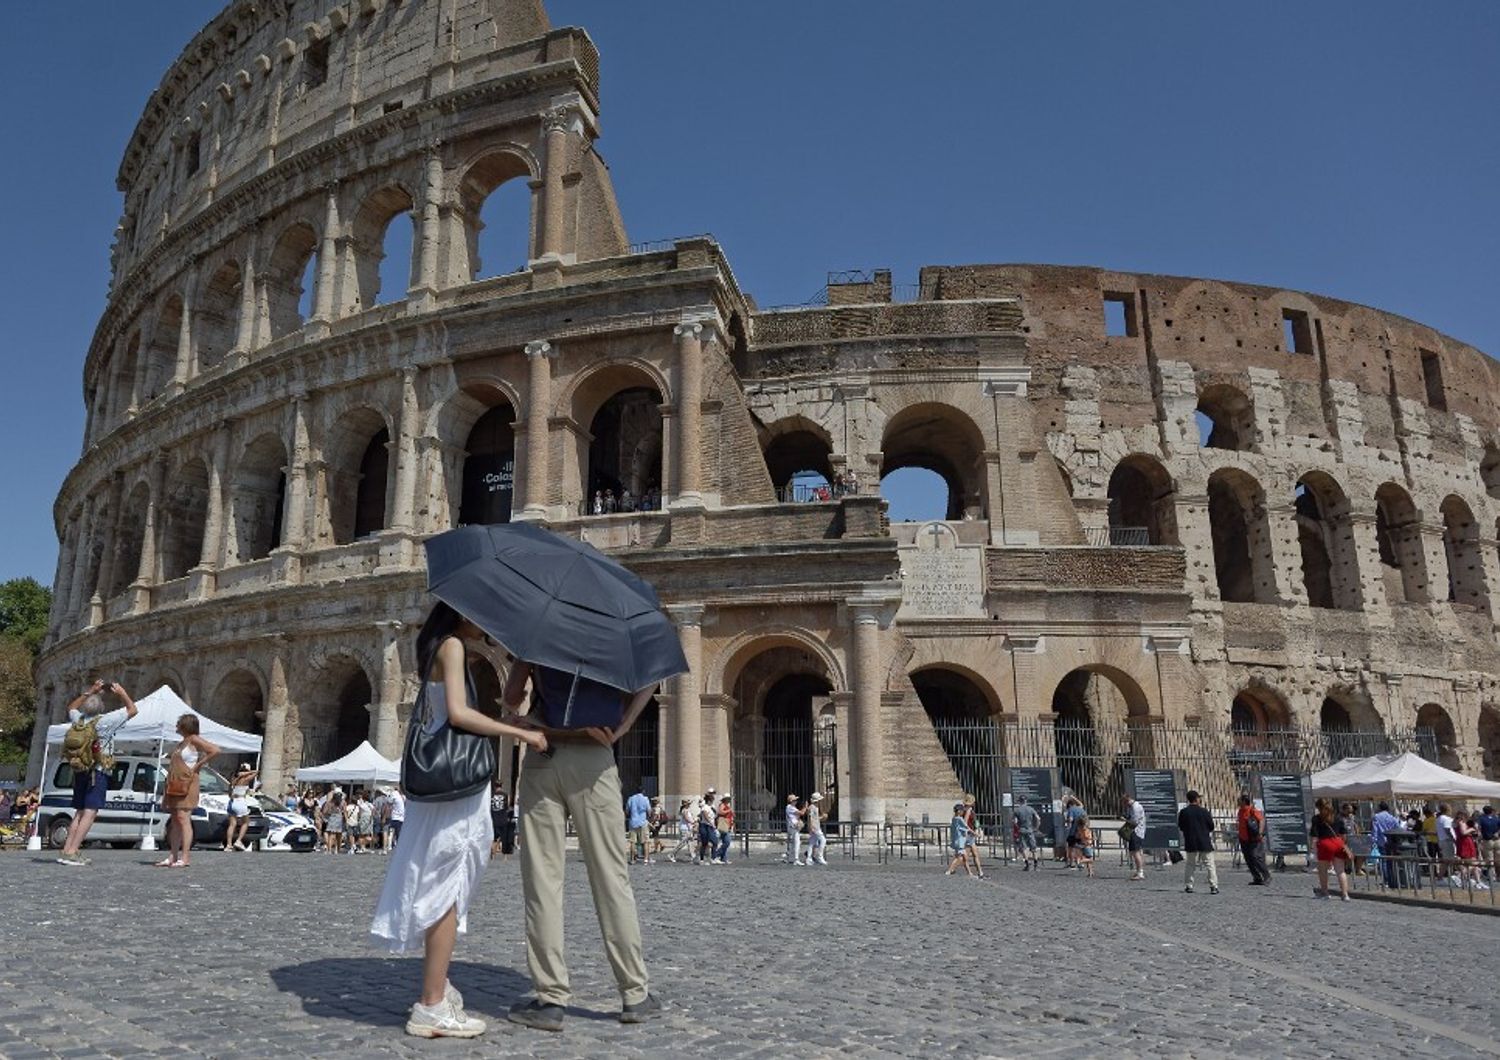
[1176,790,1219,894]
[1309,798,1350,901]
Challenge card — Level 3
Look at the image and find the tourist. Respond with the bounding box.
[620,488,635,512]
[804,791,828,866]
[1236,792,1270,886]
[1075,816,1096,877]
[371,787,390,853]
[1177,790,1219,895]
[222,764,258,852]
[712,795,734,864]
[359,790,378,852]
[388,785,407,849]
[298,788,319,821]
[784,793,804,865]
[499,657,660,1031]
[1453,811,1486,890]
[370,603,549,1039]
[1337,802,1365,874]
[945,803,974,876]
[489,781,509,858]
[961,793,988,879]
[159,714,220,869]
[592,491,604,515]
[344,791,362,853]
[56,680,139,867]
[604,489,617,513]
[696,790,718,864]
[1310,798,1350,902]
[1420,806,1439,861]
[648,797,668,859]
[669,799,695,862]
[1370,801,1402,888]
[1063,795,1087,869]
[1012,795,1041,871]
[1120,794,1146,881]
[1478,805,1500,881]
[1436,803,1458,877]
[320,789,347,854]
[626,785,652,865]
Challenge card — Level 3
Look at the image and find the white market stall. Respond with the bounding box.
[38,685,263,850]
[295,741,400,789]
[1310,752,1500,802]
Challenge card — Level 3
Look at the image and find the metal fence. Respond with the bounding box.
[1083,525,1151,546]
[732,718,839,832]
[615,708,660,799]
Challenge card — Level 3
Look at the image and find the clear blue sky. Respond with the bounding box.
[1,2,1495,584]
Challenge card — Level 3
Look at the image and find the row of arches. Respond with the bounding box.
[1107,455,1491,609]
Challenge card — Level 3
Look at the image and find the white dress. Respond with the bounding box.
[369,681,493,953]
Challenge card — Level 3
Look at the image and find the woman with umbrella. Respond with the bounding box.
[369,602,549,1040]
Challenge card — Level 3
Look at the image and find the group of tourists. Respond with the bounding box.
[657,787,736,865]
[284,784,409,854]
[590,486,662,515]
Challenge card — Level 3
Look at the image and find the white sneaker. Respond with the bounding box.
[816,859,828,865]
[406,998,485,1039]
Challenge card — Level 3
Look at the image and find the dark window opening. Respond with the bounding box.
[383,100,404,114]
[1103,293,1138,338]
[304,38,330,88]
[185,133,201,177]
[1282,309,1313,355]
[1420,349,1446,411]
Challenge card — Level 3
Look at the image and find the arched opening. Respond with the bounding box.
[1479,705,1500,782]
[1440,494,1487,609]
[460,151,534,281]
[880,403,985,521]
[231,433,288,563]
[881,467,950,522]
[587,387,663,513]
[196,261,242,372]
[1050,666,1151,810]
[143,298,182,403]
[1483,446,1500,501]
[729,643,838,831]
[1375,483,1427,604]
[351,185,416,310]
[1106,455,1179,546]
[912,667,1003,829]
[615,699,661,799]
[160,457,210,581]
[1207,468,1275,603]
[325,408,391,545]
[107,482,152,598]
[1295,472,1362,611]
[1196,383,1256,451]
[266,223,319,340]
[459,402,517,526]
[302,657,373,766]
[210,670,265,737]
[1228,686,1297,774]
[1415,702,1461,771]
[1319,691,1387,763]
[761,420,835,503]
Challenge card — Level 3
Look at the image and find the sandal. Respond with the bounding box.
[154,857,175,867]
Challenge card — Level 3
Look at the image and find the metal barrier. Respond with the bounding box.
[1344,852,1499,907]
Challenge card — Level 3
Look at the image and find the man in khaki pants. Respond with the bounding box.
[501,660,660,1032]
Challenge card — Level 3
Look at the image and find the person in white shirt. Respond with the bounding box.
[56,681,139,866]
[1437,804,1457,875]
[387,785,406,848]
[804,792,828,866]
[1121,795,1147,880]
[784,794,805,865]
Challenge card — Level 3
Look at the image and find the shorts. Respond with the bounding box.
[389,820,403,841]
[952,844,967,857]
[1316,837,1346,864]
[227,800,249,818]
[71,769,109,811]
[1438,839,1456,860]
[1017,831,1038,852]
[1126,834,1143,853]
[630,825,649,847]
[1482,838,1499,860]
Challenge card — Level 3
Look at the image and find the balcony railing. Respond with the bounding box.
[1084,525,1151,547]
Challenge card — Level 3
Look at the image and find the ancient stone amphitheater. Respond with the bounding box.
[32,0,1500,826]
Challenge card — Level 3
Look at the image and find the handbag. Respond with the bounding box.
[402,663,496,803]
[164,770,191,799]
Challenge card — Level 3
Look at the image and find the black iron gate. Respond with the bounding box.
[732,718,838,832]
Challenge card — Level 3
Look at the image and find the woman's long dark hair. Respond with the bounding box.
[416,601,466,677]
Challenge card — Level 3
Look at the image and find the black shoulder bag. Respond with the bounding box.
[402,662,496,803]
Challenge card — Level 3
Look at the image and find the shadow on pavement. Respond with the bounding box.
[270,957,531,1026]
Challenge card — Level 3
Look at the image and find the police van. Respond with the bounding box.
[39,754,268,850]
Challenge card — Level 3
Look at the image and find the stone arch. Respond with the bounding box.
[879,401,987,521]
[457,147,538,281]
[457,388,517,527]
[209,667,266,736]
[1416,702,1461,771]
[1051,665,1153,810]
[230,432,288,563]
[1196,382,1256,451]
[1207,468,1275,604]
[195,259,242,371]
[709,627,847,698]
[265,222,320,340]
[160,454,210,581]
[1482,445,1500,501]
[1319,686,1385,762]
[301,654,374,767]
[325,406,393,545]
[569,362,666,511]
[760,415,835,498]
[143,296,182,402]
[1440,494,1488,610]
[1051,664,1151,723]
[1375,482,1428,604]
[1479,704,1500,782]
[909,664,1004,719]
[107,481,152,598]
[1229,683,1294,757]
[1106,454,1179,546]
[1295,470,1362,611]
[350,183,416,310]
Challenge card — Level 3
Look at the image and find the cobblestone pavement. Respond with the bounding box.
[2,844,1499,1059]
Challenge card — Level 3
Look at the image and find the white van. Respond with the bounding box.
[38,755,269,850]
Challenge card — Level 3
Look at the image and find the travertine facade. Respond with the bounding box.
[32,0,1500,821]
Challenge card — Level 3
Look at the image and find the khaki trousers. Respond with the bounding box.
[1183,849,1218,889]
[519,743,649,1006]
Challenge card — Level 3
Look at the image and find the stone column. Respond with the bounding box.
[67,497,97,625]
[234,240,259,358]
[536,107,572,262]
[131,457,167,612]
[91,475,125,611]
[49,515,78,640]
[260,648,291,795]
[672,320,710,509]
[374,621,405,758]
[171,279,196,392]
[130,313,156,411]
[390,368,420,532]
[412,145,443,305]
[311,184,340,327]
[521,340,555,519]
[1347,512,1391,615]
[281,398,311,550]
[197,429,231,572]
[849,599,889,823]
[664,604,705,807]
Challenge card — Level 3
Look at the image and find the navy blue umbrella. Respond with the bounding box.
[423,523,687,693]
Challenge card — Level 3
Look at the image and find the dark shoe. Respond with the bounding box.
[507,999,564,1032]
[619,993,662,1024]
[1209,886,1220,895]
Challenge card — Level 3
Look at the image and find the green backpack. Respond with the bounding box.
[62,717,105,773]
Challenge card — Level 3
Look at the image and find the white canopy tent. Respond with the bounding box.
[1310,752,1500,801]
[295,741,400,787]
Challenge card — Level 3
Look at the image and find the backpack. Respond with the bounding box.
[1245,811,1263,839]
[63,717,109,773]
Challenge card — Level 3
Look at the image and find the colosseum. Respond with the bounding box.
[31,0,1500,829]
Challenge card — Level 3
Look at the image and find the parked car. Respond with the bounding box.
[39,755,268,850]
[255,794,318,852]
